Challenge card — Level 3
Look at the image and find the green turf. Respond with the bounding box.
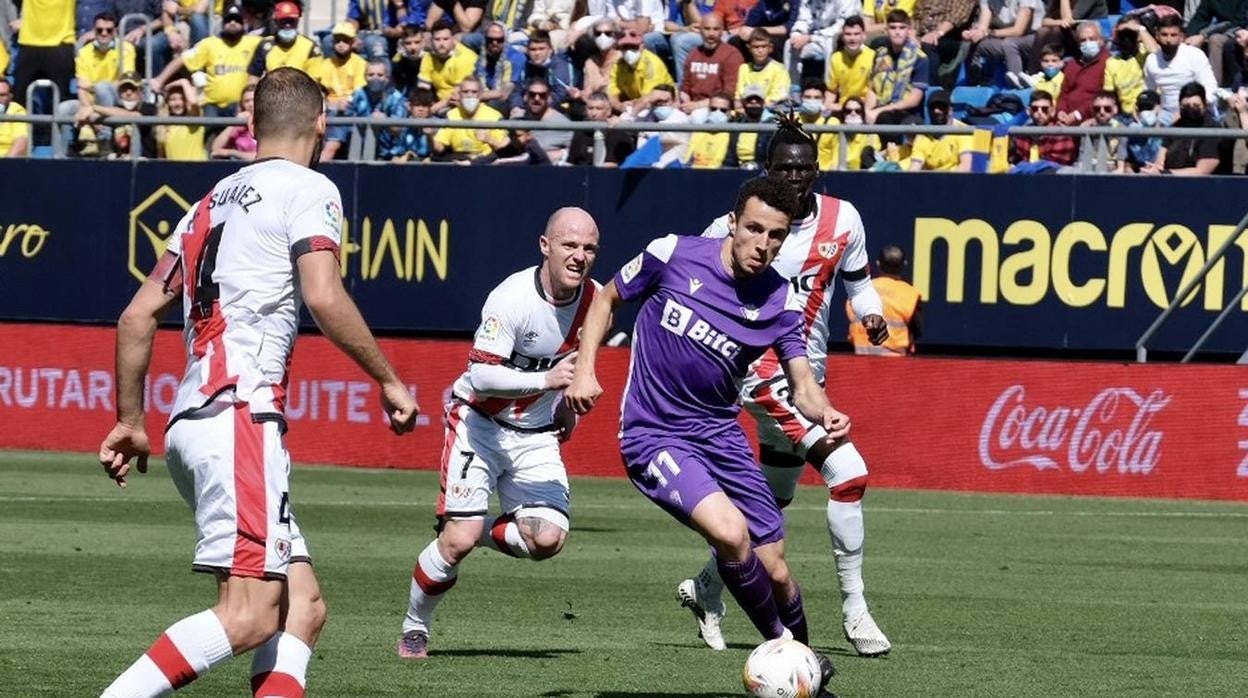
[2,451,1247,697]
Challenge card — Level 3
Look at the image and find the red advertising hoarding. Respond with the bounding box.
[1,323,1245,501]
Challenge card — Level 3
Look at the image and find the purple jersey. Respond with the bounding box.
[616,235,806,436]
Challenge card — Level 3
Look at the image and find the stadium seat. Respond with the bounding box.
[950,85,995,121]
[1001,88,1033,108]
[1099,15,1121,40]
[31,145,54,159]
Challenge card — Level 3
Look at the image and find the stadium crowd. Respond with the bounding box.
[1,0,1246,172]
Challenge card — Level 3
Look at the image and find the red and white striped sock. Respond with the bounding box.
[250,632,312,698]
[101,609,233,698]
[477,514,531,558]
[402,540,458,635]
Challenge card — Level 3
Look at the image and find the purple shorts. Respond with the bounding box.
[619,426,784,547]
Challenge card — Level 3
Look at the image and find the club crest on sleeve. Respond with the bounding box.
[480,315,501,341]
[620,254,644,283]
[818,241,838,259]
[323,200,342,233]
[275,538,291,561]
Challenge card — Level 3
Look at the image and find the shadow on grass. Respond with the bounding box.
[432,648,582,659]
[541,692,737,697]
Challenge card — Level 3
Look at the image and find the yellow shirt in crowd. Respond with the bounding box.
[76,43,137,90]
[255,35,322,75]
[736,60,789,105]
[0,102,30,156]
[315,53,368,103]
[827,47,875,102]
[161,123,207,161]
[798,113,839,170]
[609,50,674,102]
[419,44,479,100]
[18,0,74,46]
[182,35,263,107]
[686,130,730,168]
[1032,72,1062,99]
[434,104,506,156]
[1105,49,1146,114]
[910,121,971,171]
[871,0,917,24]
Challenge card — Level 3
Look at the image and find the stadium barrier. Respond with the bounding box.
[1,323,1244,501]
[0,160,1245,354]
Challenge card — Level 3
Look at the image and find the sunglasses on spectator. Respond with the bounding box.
[277,19,299,27]
[594,30,615,36]
[1093,105,1115,113]
[486,35,506,42]
[1030,105,1051,112]
[526,91,549,98]
[96,25,116,34]
[843,108,863,115]
[708,106,728,113]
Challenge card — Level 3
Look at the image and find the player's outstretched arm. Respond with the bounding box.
[100,251,182,488]
[782,356,851,442]
[297,250,419,434]
[564,279,621,415]
[842,266,888,346]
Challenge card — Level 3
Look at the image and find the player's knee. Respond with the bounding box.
[294,588,328,636]
[528,529,566,561]
[437,522,480,564]
[765,558,792,590]
[829,473,868,503]
[709,521,752,560]
[218,602,281,652]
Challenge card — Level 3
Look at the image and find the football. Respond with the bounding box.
[742,638,823,698]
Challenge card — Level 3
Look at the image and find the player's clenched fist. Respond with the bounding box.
[861,314,889,346]
[821,407,851,441]
[381,380,420,435]
[544,351,578,390]
[564,370,602,415]
[98,422,150,488]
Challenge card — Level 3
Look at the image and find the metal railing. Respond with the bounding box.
[1,110,1245,167]
[23,80,62,156]
[117,13,154,84]
[1134,210,1248,363]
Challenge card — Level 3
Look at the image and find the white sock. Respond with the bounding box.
[477,514,531,558]
[402,540,458,635]
[102,609,233,698]
[250,632,312,697]
[819,443,870,620]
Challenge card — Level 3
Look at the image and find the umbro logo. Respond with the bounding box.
[522,330,540,346]
[689,278,703,294]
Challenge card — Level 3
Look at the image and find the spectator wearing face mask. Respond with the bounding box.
[56,12,134,153]
[1141,80,1222,175]
[911,88,973,171]
[419,20,479,113]
[151,5,262,118]
[346,58,410,159]
[1011,43,1064,93]
[685,92,736,167]
[582,19,622,101]
[1145,15,1218,119]
[794,79,839,169]
[76,71,157,157]
[1055,20,1109,124]
[633,83,690,165]
[837,96,887,169]
[1123,89,1167,172]
[608,26,674,113]
[725,84,774,168]
[433,76,508,159]
[247,1,321,82]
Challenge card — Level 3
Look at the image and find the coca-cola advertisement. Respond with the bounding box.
[0,323,1245,501]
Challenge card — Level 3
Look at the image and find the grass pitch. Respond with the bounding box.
[2,451,1247,697]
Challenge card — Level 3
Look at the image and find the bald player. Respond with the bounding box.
[397,207,602,658]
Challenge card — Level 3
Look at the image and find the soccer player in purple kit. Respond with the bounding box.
[566,176,846,695]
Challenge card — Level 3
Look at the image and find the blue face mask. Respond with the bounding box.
[800,99,823,116]
[1042,65,1060,79]
[652,105,673,121]
[1080,40,1100,59]
[706,109,729,124]
[277,28,298,43]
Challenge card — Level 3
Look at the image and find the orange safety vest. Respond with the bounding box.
[846,276,921,357]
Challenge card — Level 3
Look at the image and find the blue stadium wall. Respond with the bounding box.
[1,160,1245,354]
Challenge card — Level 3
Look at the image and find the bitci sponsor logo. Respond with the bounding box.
[978,385,1171,475]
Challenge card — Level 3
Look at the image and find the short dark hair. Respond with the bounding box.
[94,11,118,24]
[1179,80,1207,103]
[749,28,771,44]
[1093,90,1119,106]
[402,23,425,37]
[525,76,551,92]
[529,29,552,46]
[654,83,676,98]
[710,91,733,103]
[878,245,907,275]
[408,88,435,106]
[253,67,325,141]
[885,9,910,24]
[800,78,826,93]
[431,19,455,35]
[1157,13,1184,30]
[734,175,802,221]
[842,15,864,30]
[1040,43,1063,58]
[1030,89,1054,104]
[586,90,611,104]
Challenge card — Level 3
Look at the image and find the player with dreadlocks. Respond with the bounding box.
[679,112,894,658]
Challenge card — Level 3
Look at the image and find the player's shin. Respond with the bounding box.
[476,513,531,558]
[101,609,234,698]
[809,441,870,619]
[250,632,312,698]
[716,553,787,640]
[775,584,809,645]
[403,540,459,636]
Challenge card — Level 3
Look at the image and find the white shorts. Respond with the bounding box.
[437,402,570,531]
[742,369,823,459]
[165,401,308,580]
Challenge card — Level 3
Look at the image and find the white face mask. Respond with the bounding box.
[120,98,139,110]
[843,112,863,124]
[706,109,729,124]
[0,103,6,114]
[1138,110,1158,126]
[460,96,479,113]
[95,38,115,51]
[595,34,615,52]
[622,49,640,66]
[1080,40,1100,59]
